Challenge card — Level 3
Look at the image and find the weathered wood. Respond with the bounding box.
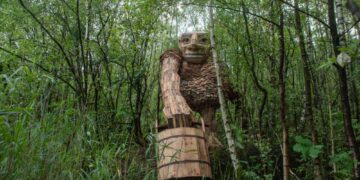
[157,127,212,180]
[160,41,237,130]
[159,32,238,179]
[160,50,193,128]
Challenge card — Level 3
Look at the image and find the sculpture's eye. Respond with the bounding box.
[201,38,208,43]
[182,38,190,43]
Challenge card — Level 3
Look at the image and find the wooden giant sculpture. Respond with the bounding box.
[160,32,236,142]
[157,32,237,180]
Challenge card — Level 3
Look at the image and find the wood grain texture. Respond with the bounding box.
[157,128,212,180]
[160,49,237,130]
[160,49,193,128]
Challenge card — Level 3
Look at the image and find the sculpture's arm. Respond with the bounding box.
[223,80,240,102]
[160,50,193,127]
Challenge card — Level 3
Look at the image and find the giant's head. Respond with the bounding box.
[179,32,210,64]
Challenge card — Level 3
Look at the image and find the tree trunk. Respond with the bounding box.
[327,89,337,173]
[328,0,360,178]
[208,0,239,176]
[278,2,290,180]
[241,3,268,136]
[294,1,323,179]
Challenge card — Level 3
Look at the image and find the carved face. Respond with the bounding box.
[179,32,210,64]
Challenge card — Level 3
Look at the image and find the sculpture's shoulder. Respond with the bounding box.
[160,49,183,65]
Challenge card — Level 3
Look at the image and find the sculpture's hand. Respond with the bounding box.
[170,113,195,128]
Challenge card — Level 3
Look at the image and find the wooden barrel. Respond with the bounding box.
[157,127,212,180]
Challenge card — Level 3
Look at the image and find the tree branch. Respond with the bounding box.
[340,18,360,37]
[18,0,77,80]
[279,0,331,29]
[182,1,280,27]
[216,0,281,26]
[0,46,76,91]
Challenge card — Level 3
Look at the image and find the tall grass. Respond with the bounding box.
[0,109,159,179]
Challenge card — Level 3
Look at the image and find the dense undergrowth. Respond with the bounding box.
[1,0,360,179]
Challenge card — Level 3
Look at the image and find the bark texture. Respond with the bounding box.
[179,61,236,112]
[294,1,323,178]
[160,49,236,129]
[278,3,290,180]
[328,0,360,178]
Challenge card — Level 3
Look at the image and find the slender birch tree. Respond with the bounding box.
[208,0,239,176]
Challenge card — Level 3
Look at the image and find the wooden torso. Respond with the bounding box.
[179,60,219,112]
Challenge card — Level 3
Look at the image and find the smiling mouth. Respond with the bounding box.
[185,53,205,56]
[183,54,207,63]
[184,53,205,56]
[184,55,205,59]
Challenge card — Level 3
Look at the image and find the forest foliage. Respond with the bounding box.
[0,0,360,179]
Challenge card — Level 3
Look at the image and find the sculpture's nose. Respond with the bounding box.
[190,34,198,44]
[187,34,200,51]
[190,38,197,44]
[187,44,200,51]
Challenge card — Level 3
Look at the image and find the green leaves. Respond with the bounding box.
[293,136,323,160]
[330,151,354,177]
[317,57,336,70]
